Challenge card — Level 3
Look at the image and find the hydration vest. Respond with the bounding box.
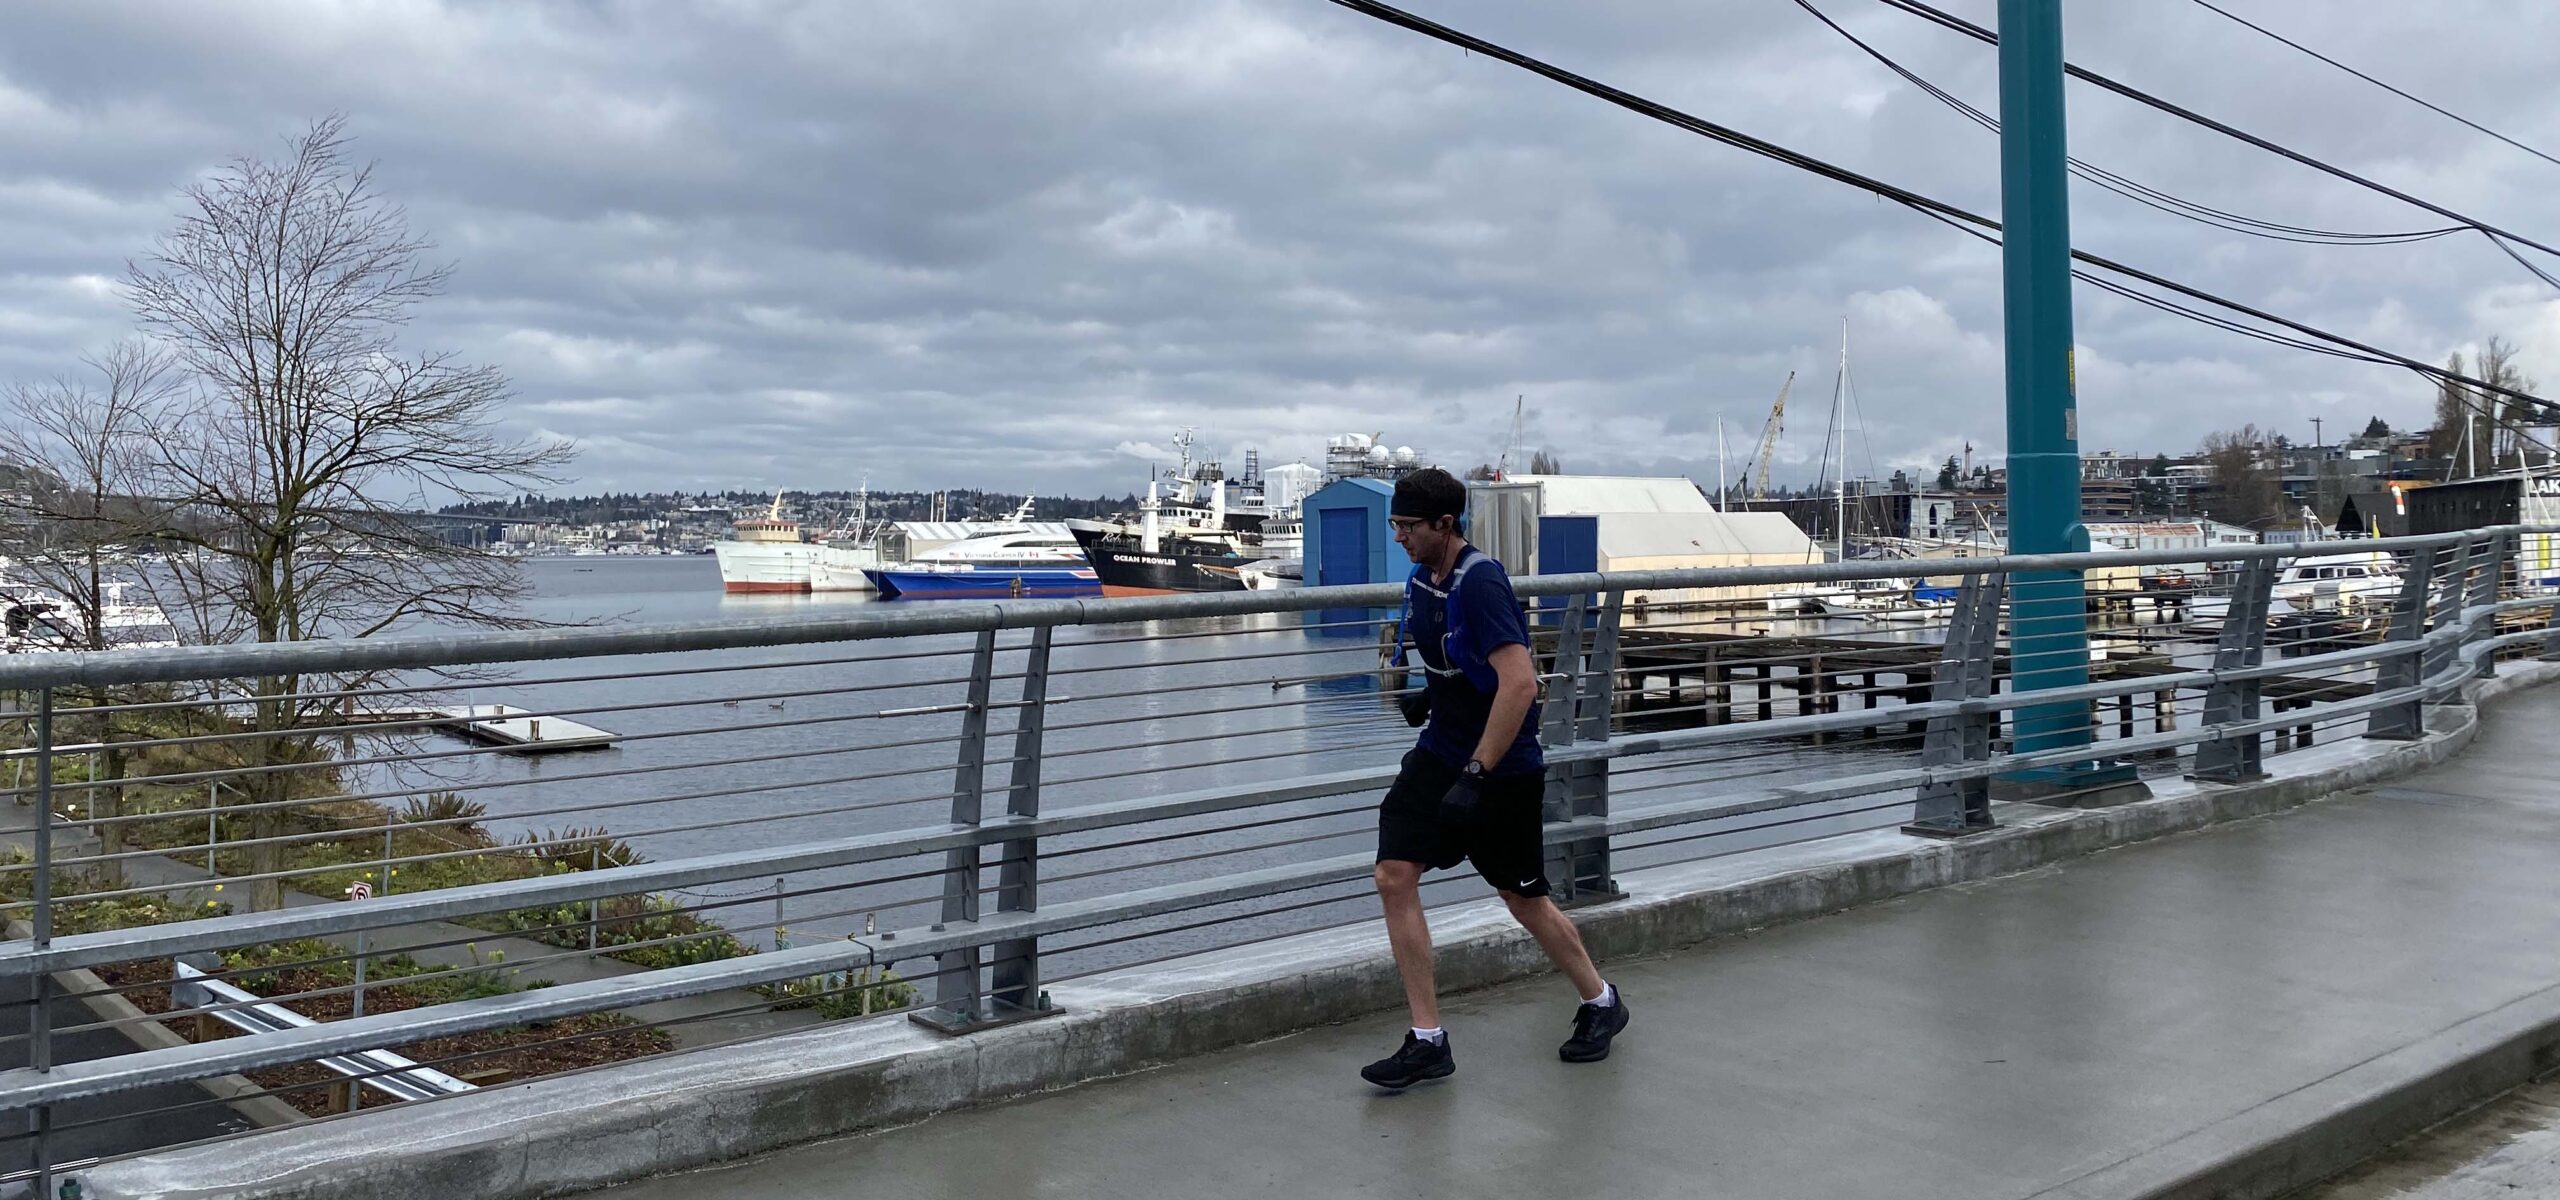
[1393,547,1503,694]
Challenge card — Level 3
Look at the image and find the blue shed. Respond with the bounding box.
[1533,513,1598,617]
[1300,477,1413,588]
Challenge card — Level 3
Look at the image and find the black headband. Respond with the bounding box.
[1390,492,1459,521]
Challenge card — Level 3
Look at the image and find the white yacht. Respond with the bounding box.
[867,523,1096,599]
[1765,577,1911,617]
[2269,551,2402,614]
[2,577,181,653]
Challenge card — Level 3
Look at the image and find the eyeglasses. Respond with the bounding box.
[1388,517,1434,533]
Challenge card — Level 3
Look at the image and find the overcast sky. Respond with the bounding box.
[4,1,2557,498]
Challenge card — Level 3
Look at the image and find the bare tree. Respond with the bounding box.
[0,342,174,648]
[2478,337,2542,467]
[2429,352,2477,470]
[2201,425,2281,528]
[2427,341,2538,475]
[0,341,180,884]
[116,116,572,908]
[1527,449,1563,474]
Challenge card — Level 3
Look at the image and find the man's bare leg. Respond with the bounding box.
[1501,889,1605,1001]
[1374,861,1441,1028]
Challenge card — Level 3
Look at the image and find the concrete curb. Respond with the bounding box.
[72,666,2559,1200]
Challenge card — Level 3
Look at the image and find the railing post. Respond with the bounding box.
[916,628,997,1033]
[2422,536,2478,700]
[2365,545,2439,741]
[1558,592,1621,903]
[1906,573,2006,838]
[1541,593,1618,903]
[989,626,1053,1020]
[1539,593,1587,748]
[2541,579,2560,663]
[29,687,54,1200]
[2468,530,2510,679]
[2192,558,2276,783]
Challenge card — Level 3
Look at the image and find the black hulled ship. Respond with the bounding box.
[1069,429,1272,597]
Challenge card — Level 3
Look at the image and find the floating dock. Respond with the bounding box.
[429,705,620,754]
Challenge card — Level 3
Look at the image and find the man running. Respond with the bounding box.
[1360,467,1628,1089]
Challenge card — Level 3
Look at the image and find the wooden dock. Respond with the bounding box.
[1584,618,2369,750]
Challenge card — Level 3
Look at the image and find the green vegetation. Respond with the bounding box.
[218,937,542,1005]
[762,965,919,1019]
[8,707,916,1024]
[0,852,233,935]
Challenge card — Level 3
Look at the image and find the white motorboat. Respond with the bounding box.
[2,578,180,653]
[809,542,885,592]
[1238,559,1303,591]
[865,522,1091,598]
[1765,577,1910,617]
[2268,551,2402,614]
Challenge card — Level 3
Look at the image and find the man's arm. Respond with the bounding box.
[1468,641,1538,770]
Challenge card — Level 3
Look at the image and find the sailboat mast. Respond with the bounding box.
[1717,420,1728,509]
[1833,319,1848,562]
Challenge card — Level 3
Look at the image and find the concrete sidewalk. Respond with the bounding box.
[597,684,2560,1200]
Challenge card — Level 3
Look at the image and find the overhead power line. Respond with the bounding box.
[2183,0,2560,172]
[1787,0,2469,249]
[1869,0,2560,285]
[1314,0,2560,423]
[1908,208,2560,464]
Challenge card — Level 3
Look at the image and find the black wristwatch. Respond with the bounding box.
[1460,759,1488,780]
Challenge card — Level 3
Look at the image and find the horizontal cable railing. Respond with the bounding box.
[0,525,2553,1187]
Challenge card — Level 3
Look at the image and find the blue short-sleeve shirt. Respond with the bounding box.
[1408,548,1544,776]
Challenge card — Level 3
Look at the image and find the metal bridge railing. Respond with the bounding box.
[0,525,2553,1189]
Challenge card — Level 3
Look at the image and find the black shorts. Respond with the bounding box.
[1377,748,1550,898]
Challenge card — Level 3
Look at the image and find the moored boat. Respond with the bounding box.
[868,522,1095,600]
[871,564,1100,599]
[1071,429,1271,597]
[712,490,817,593]
[1238,559,1303,591]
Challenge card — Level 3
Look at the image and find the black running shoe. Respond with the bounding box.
[1360,1032,1455,1088]
[1560,992,1629,1063]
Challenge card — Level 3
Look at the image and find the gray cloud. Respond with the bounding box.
[3,0,2557,497]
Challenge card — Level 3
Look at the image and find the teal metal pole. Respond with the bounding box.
[1996,0,2096,756]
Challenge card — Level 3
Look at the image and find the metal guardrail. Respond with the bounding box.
[169,962,473,1105]
[0,525,2553,1189]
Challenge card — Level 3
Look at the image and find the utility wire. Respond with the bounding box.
[1914,207,2560,463]
[1799,0,2560,312]
[2183,0,2560,172]
[1870,0,2560,278]
[1790,0,2469,248]
[1315,0,2560,422]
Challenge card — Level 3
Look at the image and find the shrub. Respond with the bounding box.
[759,965,920,1020]
[513,826,647,871]
[400,791,489,836]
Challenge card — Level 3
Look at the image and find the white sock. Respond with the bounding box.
[1411,1025,1446,1044]
[1586,982,1618,1008]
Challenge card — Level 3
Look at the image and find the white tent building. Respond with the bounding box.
[1464,474,1819,610]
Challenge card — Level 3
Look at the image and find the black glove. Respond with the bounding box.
[1398,685,1432,728]
[1440,766,1484,831]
